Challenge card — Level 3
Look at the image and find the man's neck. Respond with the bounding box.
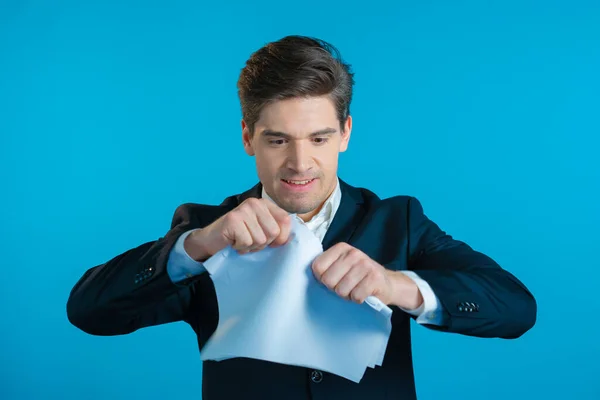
[297,204,324,223]
[296,180,338,222]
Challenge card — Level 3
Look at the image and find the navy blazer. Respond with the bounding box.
[67,178,537,400]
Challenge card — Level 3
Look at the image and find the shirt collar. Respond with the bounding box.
[261,177,341,225]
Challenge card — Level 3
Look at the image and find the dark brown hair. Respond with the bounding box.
[237,35,355,137]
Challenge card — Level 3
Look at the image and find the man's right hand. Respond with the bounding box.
[184,198,293,261]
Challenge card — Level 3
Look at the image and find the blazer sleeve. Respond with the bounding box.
[406,197,537,339]
[66,203,213,336]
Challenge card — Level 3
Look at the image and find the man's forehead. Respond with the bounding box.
[254,97,339,138]
[259,96,336,118]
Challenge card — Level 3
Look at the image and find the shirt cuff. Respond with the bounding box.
[398,270,445,325]
[166,229,206,283]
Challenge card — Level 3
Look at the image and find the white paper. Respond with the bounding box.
[201,217,393,382]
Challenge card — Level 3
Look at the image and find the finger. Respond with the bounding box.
[311,243,350,280]
[263,199,290,220]
[319,252,355,291]
[233,229,253,253]
[225,212,253,252]
[235,220,262,253]
[233,205,267,251]
[333,264,369,300]
[251,203,284,251]
[270,214,291,247]
[263,201,292,246]
[247,216,270,251]
[349,274,376,304]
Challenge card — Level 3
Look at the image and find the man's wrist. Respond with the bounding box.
[184,230,211,262]
[385,270,424,310]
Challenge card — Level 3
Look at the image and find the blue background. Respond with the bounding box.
[1,1,599,399]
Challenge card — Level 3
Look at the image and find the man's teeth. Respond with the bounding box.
[284,179,313,185]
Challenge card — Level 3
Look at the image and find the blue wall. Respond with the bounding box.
[1,1,599,399]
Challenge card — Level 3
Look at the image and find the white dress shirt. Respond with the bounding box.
[167,177,445,325]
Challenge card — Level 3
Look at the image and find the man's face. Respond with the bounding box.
[242,96,352,221]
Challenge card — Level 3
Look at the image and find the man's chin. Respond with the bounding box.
[277,199,317,215]
[282,204,313,215]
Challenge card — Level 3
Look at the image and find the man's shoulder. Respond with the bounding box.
[169,183,258,225]
[170,201,235,229]
[354,184,415,210]
[356,188,426,229]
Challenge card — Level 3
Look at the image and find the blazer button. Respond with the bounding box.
[310,370,323,383]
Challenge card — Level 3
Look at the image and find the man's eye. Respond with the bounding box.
[268,138,328,145]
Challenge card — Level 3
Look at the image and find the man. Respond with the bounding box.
[67,35,537,399]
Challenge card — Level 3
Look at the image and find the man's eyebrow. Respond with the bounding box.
[261,128,337,139]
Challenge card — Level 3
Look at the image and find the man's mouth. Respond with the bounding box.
[281,178,316,186]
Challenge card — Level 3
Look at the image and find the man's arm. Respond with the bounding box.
[166,229,207,282]
[397,270,447,326]
[66,204,216,336]
[406,196,537,339]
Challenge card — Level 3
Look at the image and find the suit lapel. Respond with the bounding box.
[234,177,366,250]
[321,178,366,250]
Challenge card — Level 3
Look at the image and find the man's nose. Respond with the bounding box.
[285,142,312,173]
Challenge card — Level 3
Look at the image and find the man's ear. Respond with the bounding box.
[241,120,255,156]
[339,115,352,153]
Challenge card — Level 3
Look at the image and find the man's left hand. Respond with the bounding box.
[311,242,423,310]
